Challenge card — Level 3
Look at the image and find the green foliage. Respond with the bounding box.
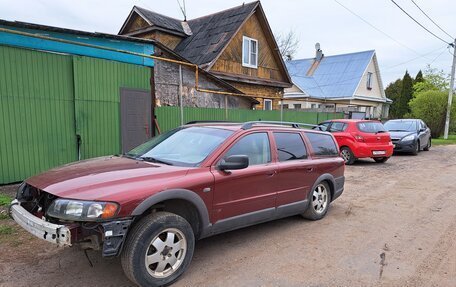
[0,225,14,235]
[433,134,456,145]
[385,79,402,118]
[414,65,449,93]
[409,90,448,137]
[0,195,12,206]
[397,71,414,118]
[414,70,424,84]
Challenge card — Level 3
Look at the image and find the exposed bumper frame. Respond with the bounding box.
[10,199,71,246]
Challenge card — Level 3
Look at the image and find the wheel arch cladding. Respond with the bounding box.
[131,189,210,238]
[312,174,335,200]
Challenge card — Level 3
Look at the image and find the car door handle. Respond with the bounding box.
[266,171,277,177]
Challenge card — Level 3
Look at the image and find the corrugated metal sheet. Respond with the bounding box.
[73,56,150,159]
[0,45,77,183]
[286,50,375,99]
[155,106,343,133]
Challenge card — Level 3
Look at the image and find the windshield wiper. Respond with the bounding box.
[376,130,387,134]
[140,156,174,166]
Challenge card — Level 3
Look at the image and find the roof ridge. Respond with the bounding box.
[134,5,184,23]
[188,1,259,22]
[290,50,375,62]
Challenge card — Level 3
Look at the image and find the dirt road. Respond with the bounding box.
[1,146,455,287]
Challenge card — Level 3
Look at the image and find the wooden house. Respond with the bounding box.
[119,1,292,110]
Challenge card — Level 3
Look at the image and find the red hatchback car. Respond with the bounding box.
[316,119,393,165]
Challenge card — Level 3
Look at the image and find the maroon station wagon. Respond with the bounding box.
[10,121,345,287]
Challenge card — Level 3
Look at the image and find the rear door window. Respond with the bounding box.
[305,132,339,156]
[357,122,386,133]
[329,122,347,132]
[273,132,307,161]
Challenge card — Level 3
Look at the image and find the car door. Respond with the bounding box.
[210,132,278,231]
[273,132,318,216]
[418,120,431,148]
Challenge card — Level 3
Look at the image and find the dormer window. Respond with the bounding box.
[242,36,258,68]
[367,72,373,90]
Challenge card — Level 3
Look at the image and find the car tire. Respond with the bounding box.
[340,147,356,165]
[412,141,420,155]
[374,157,389,163]
[121,212,195,287]
[302,181,331,221]
[423,139,431,151]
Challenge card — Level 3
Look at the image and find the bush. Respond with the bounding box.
[409,90,448,138]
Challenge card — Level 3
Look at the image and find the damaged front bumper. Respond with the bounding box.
[10,199,71,246]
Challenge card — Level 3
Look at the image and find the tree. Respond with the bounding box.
[385,79,402,118]
[410,90,448,137]
[275,30,300,61]
[414,65,449,93]
[389,71,413,118]
[414,70,424,84]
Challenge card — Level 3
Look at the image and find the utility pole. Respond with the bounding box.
[444,39,456,139]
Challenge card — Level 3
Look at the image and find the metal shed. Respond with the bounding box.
[0,20,155,184]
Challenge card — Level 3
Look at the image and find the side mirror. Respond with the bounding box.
[218,155,249,171]
[419,128,426,133]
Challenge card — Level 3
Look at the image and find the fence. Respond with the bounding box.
[155,106,344,133]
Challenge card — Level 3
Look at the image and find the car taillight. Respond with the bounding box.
[353,134,364,142]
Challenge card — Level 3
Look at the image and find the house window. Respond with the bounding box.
[293,104,301,109]
[242,36,258,68]
[367,72,373,90]
[282,104,289,109]
[264,99,272,110]
[311,104,318,109]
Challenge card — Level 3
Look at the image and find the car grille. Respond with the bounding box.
[391,138,400,143]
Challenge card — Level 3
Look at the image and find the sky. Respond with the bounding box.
[0,0,455,86]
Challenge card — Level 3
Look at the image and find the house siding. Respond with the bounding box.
[154,47,252,109]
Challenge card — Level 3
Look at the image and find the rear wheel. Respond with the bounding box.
[340,147,356,165]
[412,141,420,155]
[423,139,431,151]
[374,157,389,163]
[121,212,195,287]
[302,182,331,220]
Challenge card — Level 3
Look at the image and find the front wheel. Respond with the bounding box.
[302,182,331,220]
[412,141,420,155]
[121,212,195,287]
[340,147,356,165]
[374,157,389,163]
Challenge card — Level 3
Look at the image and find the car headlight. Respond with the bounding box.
[401,135,415,142]
[47,199,119,221]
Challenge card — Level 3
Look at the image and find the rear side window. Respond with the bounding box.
[273,132,307,162]
[357,122,386,133]
[305,132,339,157]
[329,122,347,132]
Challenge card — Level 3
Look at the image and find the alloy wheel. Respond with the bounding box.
[145,228,187,279]
[312,184,328,214]
[341,149,351,163]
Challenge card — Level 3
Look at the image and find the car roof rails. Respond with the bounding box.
[241,121,318,130]
[185,120,236,125]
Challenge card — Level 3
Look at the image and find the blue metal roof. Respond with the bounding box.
[286,50,375,99]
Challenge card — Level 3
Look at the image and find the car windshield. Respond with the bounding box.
[126,127,233,167]
[384,120,417,132]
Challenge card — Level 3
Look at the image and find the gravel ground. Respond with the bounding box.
[0,145,455,287]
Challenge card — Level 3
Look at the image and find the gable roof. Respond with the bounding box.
[174,1,259,66]
[286,50,376,99]
[119,6,186,36]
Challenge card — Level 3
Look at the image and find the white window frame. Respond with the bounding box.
[263,99,272,110]
[367,72,373,90]
[242,36,258,68]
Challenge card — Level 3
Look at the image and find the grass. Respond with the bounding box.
[0,225,14,235]
[0,194,12,206]
[433,134,456,145]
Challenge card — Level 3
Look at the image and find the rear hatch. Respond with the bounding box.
[355,121,391,145]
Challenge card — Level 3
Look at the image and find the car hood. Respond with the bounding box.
[388,131,416,139]
[26,156,191,201]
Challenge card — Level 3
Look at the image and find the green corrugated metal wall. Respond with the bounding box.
[0,46,150,184]
[0,46,77,184]
[73,56,150,159]
[155,106,344,133]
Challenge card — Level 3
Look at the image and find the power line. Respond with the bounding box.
[410,0,454,39]
[389,0,451,45]
[333,0,431,59]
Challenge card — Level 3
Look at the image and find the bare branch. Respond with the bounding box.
[275,30,300,61]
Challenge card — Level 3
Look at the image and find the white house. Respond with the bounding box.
[283,45,391,118]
